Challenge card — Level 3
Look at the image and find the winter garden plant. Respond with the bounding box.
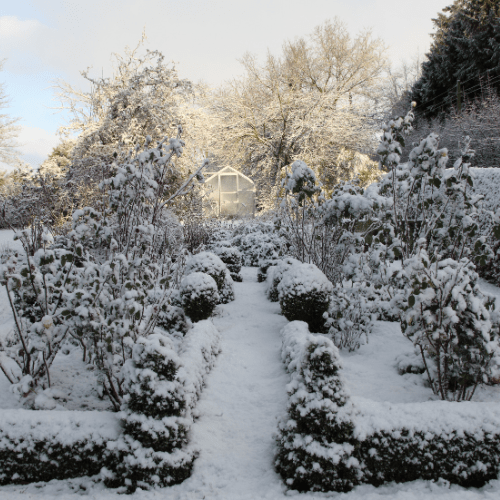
[401,247,500,401]
[0,129,208,408]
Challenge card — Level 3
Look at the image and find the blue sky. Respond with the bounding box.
[1,0,451,170]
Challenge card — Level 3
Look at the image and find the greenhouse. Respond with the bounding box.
[204,166,256,216]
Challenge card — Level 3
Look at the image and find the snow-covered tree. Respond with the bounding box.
[0,59,20,166]
[205,19,387,208]
[412,0,500,120]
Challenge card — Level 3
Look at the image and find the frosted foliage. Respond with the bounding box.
[402,248,500,401]
[326,281,375,351]
[283,160,321,204]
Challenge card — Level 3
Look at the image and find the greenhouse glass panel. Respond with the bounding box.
[220,174,237,192]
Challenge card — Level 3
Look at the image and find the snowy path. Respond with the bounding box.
[169,266,291,499]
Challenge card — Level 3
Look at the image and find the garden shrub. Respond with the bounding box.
[211,245,243,282]
[105,333,195,491]
[275,321,359,493]
[185,251,234,303]
[325,281,375,351]
[266,257,301,302]
[0,410,119,485]
[401,248,500,401]
[278,263,333,332]
[232,221,284,267]
[156,304,189,336]
[180,272,219,322]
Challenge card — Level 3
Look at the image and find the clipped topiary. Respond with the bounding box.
[276,322,358,493]
[104,333,195,491]
[211,245,243,282]
[278,263,333,332]
[185,251,235,303]
[180,272,219,322]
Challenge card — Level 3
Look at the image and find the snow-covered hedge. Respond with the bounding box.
[185,251,234,303]
[354,398,500,487]
[278,263,333,332]
[276,321,500,493]
[180,272,219,322]
[105,321,221,491]
[0,410,120,485]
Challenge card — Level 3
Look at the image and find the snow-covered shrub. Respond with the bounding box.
[275,321,359,493]
[185,251,234,304]
[232,221,285,267]
[0,232,82,398]
[266,257,301,302]
[180,272,219,323]
[325,281,375,351]
[211,245,242,282]
[106,333,194,490]
[156,304,189,336]
[0,409,119,484]
[278,263,333,332]
[401,248,500,401]
[354,400,500,488]
[106,322,220,491]
[395,350,425,375]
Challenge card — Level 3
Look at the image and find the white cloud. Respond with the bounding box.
[0,16,42,41]
[17,126,59,169]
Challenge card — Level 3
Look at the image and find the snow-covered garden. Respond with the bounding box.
[4,1,500,496]
[1,103,500,500]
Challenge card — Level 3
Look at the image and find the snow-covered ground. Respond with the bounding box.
[1,242,500,498]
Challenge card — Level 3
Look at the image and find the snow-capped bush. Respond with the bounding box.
[278,263,333,332]
[156,304,189,336]
[266,257,302,302]
[283,160,322,205]
[106,322,220,491]
[185,251,234,304]
[325,281,375,351]
[275,321,359,493]
[401,248,500,401]
[232,221,285,267]
[180,272,219,323]
[0,233,82,398]
[211,245,242,282]
[0,409,119,484]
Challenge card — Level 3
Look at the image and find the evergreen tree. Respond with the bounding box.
[412,0,500,120]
